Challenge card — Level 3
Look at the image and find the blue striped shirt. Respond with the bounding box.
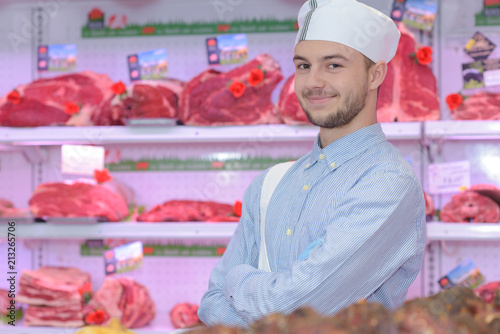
[198,123,426,327]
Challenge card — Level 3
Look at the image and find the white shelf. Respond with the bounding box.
[426,222,500,241]
[15,222,237,239]
[425,120,500,139]
[12,221,500,241]
[2,323,173,334]
[0,123,421,145]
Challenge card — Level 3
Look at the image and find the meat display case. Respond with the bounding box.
[1,0,500,333]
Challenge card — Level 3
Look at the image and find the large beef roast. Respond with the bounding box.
[92,79,184,125]
[451,92,500,120]
[29,181,129,222]
[377,23,440,122]
[0,71,114,127]
[84,277,156,328]
[440,190,500,223]
[276,74,311,125]
[179,54,283,125]
[137,200,235,222]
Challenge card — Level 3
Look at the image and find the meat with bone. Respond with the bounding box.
[29,181,129,222]
[440,190,500,223]
[17,267,90,307]
[179,54,283,125]
[170,302,201,329]
[0,71,114,127]
[276,74,311,125]
[450,92,500,120]
[377,23,440,122]
[92,79,185,125]
[137,200,235,222]
[84,277,156,328]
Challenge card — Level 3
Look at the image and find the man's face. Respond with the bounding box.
[293,40,371,129]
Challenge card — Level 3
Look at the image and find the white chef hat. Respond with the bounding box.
[295,0,401,63]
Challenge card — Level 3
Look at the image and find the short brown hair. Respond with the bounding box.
[364,56,375,70]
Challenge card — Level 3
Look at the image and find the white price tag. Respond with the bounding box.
[428,161,471,194]
[61,145,104,176]
[484,68,500,87]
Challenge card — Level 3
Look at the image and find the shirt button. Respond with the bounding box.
[319,154,325,160]
[303,185,309,191]
[330,162,336,168]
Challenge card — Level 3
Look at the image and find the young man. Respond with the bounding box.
[198,0,426,328]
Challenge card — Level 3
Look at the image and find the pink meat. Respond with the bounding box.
[377,23,440,122]
[475,281,500,304]
[0,71,114,127]
[170,303,201,329]
[92,78,185,125]
[84,277,156,329]
[179,54,283,125]
[451,92,500,120]
[17,267,90,307]
[29,181,129,222]
[440,191,500,223]
[424,192,435,217]
[276,74,311,125]
[137,200,235,222]
[25,303,84,327]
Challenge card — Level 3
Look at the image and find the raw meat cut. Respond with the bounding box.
[170,302,201,329]
[469,183,500,207]
[424,192,435,217]
[29,180,129,222]
[277,74,311,125]
[475,281,500,305]
[451,92,500,120]
[440,191,500,223]
[179,54,283,125]
[0,71,114,127]
[137,200,235,222]
[377,23,440,122]
[84,277,156,328]
[25,303,84,327]
[92,79,185,125]
[17,267,90,307]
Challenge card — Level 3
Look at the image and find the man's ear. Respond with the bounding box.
[368,61,387,91]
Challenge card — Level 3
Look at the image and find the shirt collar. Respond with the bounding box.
[307,123,387,169]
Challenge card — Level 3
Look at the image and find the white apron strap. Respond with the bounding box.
[258,161,295,272]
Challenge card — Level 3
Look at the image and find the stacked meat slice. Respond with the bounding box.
[84,277,156,328]
[17,267,90,327]
[137,200,237,222]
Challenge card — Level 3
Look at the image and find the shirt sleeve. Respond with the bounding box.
[222,169,425,324]
[197,172,266,328]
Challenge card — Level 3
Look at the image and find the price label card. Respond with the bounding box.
[401,0,437,32]
[61,145,104,176]
[438,259,486,290]
[128,48,168,81]
[390,0,406,22]
[104,241,143,275]
[428,160,471,194]
[38,44,77,72]
[206,33,248,65]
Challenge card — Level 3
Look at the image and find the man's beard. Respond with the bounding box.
[300,82,368,129]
